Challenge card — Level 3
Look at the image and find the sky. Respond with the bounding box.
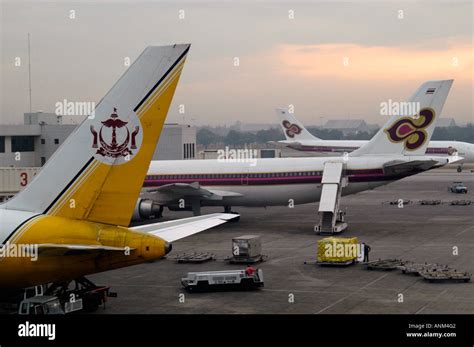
[1,0,473,126]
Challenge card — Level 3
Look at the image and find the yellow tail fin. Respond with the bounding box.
[5,44,190,226]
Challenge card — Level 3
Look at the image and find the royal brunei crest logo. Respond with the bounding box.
[384,108,435,151]
[282,120,302,138]
[90,107,142,165]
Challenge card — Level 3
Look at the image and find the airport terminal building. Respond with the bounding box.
[0,112,197,167]
[0,112,197,200]
[0,112,77,167]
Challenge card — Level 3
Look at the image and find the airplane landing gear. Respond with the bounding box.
[457,164,463,173]
[156,205,164,218]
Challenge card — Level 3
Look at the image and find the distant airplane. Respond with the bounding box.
[134,80,460,221]
[273,106,473,173]
[0,44,237,293]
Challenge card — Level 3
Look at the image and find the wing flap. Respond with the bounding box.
[131,213,239,242]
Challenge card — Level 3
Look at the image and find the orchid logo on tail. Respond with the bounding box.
[282,120,302,138]
[384,108,435,151]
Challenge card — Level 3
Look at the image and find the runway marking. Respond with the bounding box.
[456,225,474,236]
[415,289,448,314]
[314,273,388,314]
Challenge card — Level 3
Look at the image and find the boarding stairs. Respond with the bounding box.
[315,162,348,234]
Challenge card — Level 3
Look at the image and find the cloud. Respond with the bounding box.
[274,42,473,81]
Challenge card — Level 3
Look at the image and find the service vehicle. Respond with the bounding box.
[449,182,468,194]
[18,280,113,314]
[181,269,264,292]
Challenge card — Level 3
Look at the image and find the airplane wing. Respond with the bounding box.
[383,156,464,176]
[383,160,438,175]
[144,182,242,202]
[131,213,239,242]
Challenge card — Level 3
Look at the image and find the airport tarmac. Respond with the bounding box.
[90,167,474,314]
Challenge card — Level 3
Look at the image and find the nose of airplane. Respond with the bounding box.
[165,241,173,254]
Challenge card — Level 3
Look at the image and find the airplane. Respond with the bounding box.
[133,80,461,220]
[0,44,238,294]
[273,106,474,173]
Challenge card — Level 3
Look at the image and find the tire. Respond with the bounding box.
[83,293,101,312]
[240,278,256,290]
[196,281,210,291]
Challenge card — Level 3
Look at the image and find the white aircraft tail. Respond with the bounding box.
[276,108,321,141]
[3,44,190,226]
[350,80,453,156]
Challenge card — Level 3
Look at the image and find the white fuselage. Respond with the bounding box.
[145,155,447,207]
[280,140,474,163]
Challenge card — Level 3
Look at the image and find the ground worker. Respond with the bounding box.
[245,265,256,277]
[363,243,371,262]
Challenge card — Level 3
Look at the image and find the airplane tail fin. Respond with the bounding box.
[4,44,190,226]
[350,80,453,157]
[276,108,321,141]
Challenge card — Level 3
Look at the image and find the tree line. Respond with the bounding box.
[197,124,474,146]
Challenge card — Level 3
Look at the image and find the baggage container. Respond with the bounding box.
[317,237,359,264]
[232,235,262,259]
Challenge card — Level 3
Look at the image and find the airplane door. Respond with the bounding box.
[241,168,249,185]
